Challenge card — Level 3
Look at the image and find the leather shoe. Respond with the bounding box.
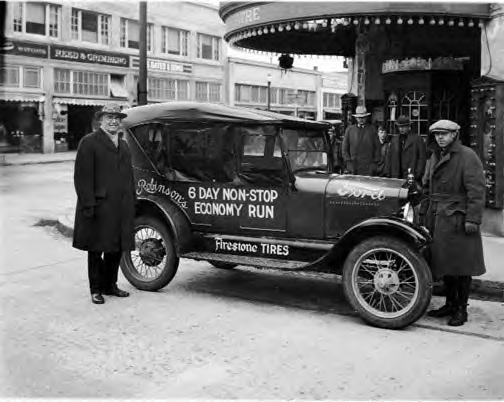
[91,293,105,304]
[103,286,130,297]
[427,304,455,318]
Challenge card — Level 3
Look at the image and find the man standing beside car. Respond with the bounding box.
[342,106,381,176]
[73,104,136,305]
[386,115,427,182]
[422,119,486,326]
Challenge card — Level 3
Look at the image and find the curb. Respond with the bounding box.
[0,153,76,167]
[52,215,504,302]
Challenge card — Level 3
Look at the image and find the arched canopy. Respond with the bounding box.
[219,1,491,56]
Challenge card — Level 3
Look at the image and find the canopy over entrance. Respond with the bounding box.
[219,2,491,57]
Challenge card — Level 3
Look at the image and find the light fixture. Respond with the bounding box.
[448,18,454,26]
[353,18,359,25]
[322,19,328,28]
[438,17,444,25]
[478,19,484,28]
[364,17,370,25]
[418,17,424,24]
[294,22,300,30]
[257,29,262,35]
[263,27,268,34]
[278,24,284,32]
[458,19,464,27]
[375,17,381,24]
[407,17,413,25]
[430,17,436,25]
[468,19,474,27]
[302,22,308,29]
[397,16,403,24]
[252,29,257,36]
[385,17,392,24]
[286,24,292,31]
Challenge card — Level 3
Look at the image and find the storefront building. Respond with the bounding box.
[219,2,504,234]
[1,1,225,153]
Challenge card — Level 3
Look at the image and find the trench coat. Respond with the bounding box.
[72,129,136,252]
[342,124,381,176]
[422,140,486,279]
[387,133,427,181]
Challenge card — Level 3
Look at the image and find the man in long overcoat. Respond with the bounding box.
[422,119,486,326]
[386,115,427,182]
[341,106,381,176]
[73,104,136,304]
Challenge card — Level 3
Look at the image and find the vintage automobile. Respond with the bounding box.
[120,102,432,329]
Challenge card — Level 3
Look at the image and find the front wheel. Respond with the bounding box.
[120,216,179,291]
[342,236,432,329]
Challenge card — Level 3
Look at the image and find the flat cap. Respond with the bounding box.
[429,119,460,133]
[395,115,410,126]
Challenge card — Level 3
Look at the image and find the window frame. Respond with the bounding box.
[196,33,221,61]
[162,26,189,56]
[71,9,111,45]
[13,2,61,38]
[53,68,109,97]
[195,81,221,103]
[120,18,153,51]
[0,64,42,89]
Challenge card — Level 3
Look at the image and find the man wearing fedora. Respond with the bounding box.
[73,104,136,304]
[422,119,486,326]
[386,115,426,182]
[341,105,381,176]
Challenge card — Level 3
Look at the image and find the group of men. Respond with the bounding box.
[341,106,486,326]
[72,103,486,327]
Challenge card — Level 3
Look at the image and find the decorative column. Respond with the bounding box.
[355,31,370,106]
[42,65,54,154]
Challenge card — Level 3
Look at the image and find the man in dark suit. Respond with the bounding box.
[341,106,381,176]
[386,115,427,182]
[73,104,136,304]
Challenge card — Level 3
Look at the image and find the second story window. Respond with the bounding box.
[120,18,153,51]
[197,33,220,61]
[71,9,110,45]
[13,2,60,38]
[162,27,188,56]
[1,65,41,89]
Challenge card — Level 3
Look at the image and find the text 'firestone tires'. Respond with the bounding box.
[120,216,179,291]
[342,236,432,329]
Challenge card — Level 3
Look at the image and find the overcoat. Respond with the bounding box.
[342,124,381,176]
[387,133,427,181]
[73,129,136,252]
[422,140,486,279]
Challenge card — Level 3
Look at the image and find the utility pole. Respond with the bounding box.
[137,1,148,106]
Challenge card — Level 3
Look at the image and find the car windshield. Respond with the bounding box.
[281,128,328,172]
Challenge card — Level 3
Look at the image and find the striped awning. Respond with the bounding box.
[53,97,130,106]
[0,93,45,103]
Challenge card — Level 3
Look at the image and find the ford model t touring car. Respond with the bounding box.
[119,102,432,329]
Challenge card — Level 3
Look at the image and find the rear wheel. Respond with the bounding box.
[342,236,432,329]
[120,216,179,291]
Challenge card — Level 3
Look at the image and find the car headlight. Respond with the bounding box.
[402,202,415,223]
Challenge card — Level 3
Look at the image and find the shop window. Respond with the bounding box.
[401,91,429,137]
[177,80,189,100]
[54,68,71,93]
[298,90,316,106]
[235,84,267,104]
[147,78,189,101]
[162,27,188,56]
[71,9,110,45]
[0,66,20,87]
[195,82,221,102]
[197,33,220,61]
[13,2,60,38]
[23,67,41,88]
[323,93,341,109]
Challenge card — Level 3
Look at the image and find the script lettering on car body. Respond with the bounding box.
[337,183,386,201]
[136,178,188,209]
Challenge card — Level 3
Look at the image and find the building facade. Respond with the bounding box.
[1,1,226,153]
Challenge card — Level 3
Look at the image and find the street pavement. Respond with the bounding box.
[1,160,504,399]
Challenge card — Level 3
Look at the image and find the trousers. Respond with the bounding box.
[443,275,472,306]
[88,251,122,294]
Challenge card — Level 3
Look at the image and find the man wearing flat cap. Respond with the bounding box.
[386,115,426,182]
[422,119,486,326]
[342,106,381,176]
[73,104,136,304]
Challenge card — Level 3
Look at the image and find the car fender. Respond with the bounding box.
[136,196,193,256]
[325,216,431,272]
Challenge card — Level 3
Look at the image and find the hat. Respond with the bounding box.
[96,104,127,119]
[352,105,371,117]
[395,115,410,126]
[429,119,460,133]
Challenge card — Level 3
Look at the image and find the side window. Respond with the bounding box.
[239,126,287,186]
[130,123,171,176]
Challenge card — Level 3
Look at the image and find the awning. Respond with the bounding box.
[110,77,129,98]
[53,97,130,106]
[0,93,45,103]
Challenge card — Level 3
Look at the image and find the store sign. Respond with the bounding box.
[53,104,68,134]
[2,39,48,58]
[130,57,192,73]
[50,45,129,67]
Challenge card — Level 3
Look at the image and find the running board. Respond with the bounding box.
[181,252,308,270]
